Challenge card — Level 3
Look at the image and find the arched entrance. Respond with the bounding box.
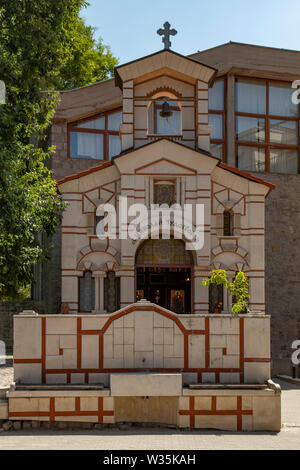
[135,239,193,314]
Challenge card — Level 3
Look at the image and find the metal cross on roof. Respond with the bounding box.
[157,21,177,50]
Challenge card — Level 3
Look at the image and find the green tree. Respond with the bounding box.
[0,1,118,299]
[202,270,250,315]
[54,17,118,91]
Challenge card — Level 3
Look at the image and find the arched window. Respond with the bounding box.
[148,96,181,136]
[79,271,95,312]
[104,271,120,313]
[223,210,233,236]
[209,283,224,313]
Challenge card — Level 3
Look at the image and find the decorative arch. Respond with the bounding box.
[211,242,249,273]
[147,90,182,135]
[76,244,121,272]
[135,238,193,266]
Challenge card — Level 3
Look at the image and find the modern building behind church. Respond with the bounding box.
[3,39,300,377]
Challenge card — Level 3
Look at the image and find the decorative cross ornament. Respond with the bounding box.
[157,22,177,50]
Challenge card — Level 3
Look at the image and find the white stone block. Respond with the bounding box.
[153,328,164,345]
[219,373,240,384]
[134,311,153,352]
[164,357,184,368]
[81,317,107,330]
[244,362,270,384]
[182,373,198,386]
[46,374,67,384]
[244,317,270,359]
[123,313,134,327]
[210,335,226,349]
[114,327,123,345]
[163,328,174,345]
[14,317,41,359]
[153,313,164,327]
[226,335,240,355]
[202,373,216,384]
[89,373,109,387]
[62,349,77,369]
[173,334,184,357]
[46,355,63,369]
[82,335,99,369]
[14,364,42,385]
[222,355,240,369]
[110,373,182,396]
[59,335,77,349]
[189,335,205,368]
[46,317,77,335]
[124,328,134,345]
[103,334,113,358]
[71,373,85,384]
[134,351,153,368]
[46,335,60,356]
[210,317,240,335]
[124,344,134,368]
[153,345,164,368]
[209,348,223,368]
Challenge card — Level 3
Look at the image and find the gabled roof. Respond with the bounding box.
[56,138,275,196]
[115,49,217,89]
[218,162,275,195]
[56,161,113,185]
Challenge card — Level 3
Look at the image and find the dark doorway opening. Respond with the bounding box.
[136,267,191,314]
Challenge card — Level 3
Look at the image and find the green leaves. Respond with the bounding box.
[202,269,250,315]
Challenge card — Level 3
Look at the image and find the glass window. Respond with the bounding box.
[74,116,105,130]
[155,100,181,135]
[209,80,224,111]
[270,120,298,146]
[236,79,266,114]
[108,111,122,131]
[236,116,265,143]
[237,146,265,172]
[70,131,104,159]
[108,134,121,159]
[211,143,223,160]
[209,114,223,139]
[224,211,233,236]
[79,271,95,312]
[269,83,299,117]
[270,149,298,174]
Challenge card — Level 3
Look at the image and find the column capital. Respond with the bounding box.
[92,270,107,278]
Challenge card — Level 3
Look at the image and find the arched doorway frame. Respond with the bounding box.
[134,237,195,314]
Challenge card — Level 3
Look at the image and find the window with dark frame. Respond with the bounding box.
[208,78,226,161]
[223,210,233,237]
[68,109,122,160]
[235,78,300,174]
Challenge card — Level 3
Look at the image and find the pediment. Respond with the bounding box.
[135,157,197,176]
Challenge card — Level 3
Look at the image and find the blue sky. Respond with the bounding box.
[81,0,300,64]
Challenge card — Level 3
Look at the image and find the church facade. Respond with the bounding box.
[57,49,273,318]
[42,40,300,377]
[1,36,299,378]
[4,30,286,432]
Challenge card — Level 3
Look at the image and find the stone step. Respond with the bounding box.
[189,384,268,390]
[15,384,104,391]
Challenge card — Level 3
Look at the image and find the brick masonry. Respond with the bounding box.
[263,173,300,376]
